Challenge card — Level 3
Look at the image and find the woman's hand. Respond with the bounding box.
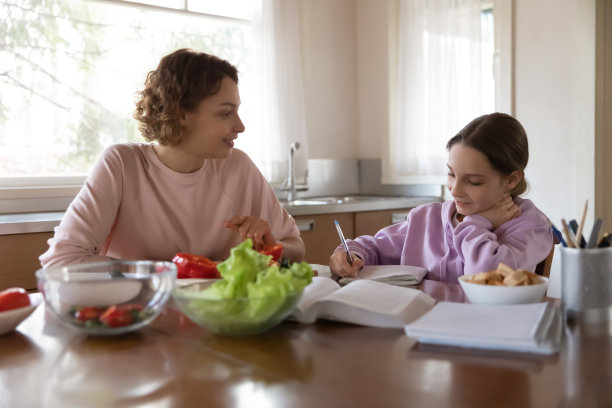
[475,195,521,230]
[329,249,364,279]
[224,215,276,250]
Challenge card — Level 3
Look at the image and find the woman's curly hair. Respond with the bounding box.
[134,49,239,146]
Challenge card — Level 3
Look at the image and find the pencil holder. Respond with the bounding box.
[561,247,612,323]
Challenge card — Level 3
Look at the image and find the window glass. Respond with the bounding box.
[0,0,252,177]
[188,0,255,20]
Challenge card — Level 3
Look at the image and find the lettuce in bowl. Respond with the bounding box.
[172,239,313,335]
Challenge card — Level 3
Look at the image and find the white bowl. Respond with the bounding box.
[458,275,549,305]
[0,294,42,335]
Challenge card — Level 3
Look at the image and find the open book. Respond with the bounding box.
[309,264,427,287]
[404,301,562,354]
[290,277,436,328]
[338,264,427,286]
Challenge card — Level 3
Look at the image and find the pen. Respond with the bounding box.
[551,224,567,247]
[333,219,353,266]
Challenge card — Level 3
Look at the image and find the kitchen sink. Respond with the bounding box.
[281,195,397,207]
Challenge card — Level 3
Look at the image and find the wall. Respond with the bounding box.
[514,0,596,296]
[299,0,358,159]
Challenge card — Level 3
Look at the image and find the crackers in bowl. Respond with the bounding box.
[462,263,544,287]
[459,263,548,305]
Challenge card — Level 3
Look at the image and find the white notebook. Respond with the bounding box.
[404,301,562,354]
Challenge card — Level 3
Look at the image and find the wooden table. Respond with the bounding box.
[1,280,611,408]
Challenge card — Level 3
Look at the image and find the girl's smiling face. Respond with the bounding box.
[446,143,518,216]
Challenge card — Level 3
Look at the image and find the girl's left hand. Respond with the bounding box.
[224,215,276,250]
[476,195,521,230]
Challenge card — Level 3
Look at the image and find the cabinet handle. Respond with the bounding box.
[296,219,315,232]
[391,212,410,224]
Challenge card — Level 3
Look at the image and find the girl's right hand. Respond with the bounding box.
[476,195,521,230]
[329,250,364,278]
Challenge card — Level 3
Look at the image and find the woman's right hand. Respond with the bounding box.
[476,195,521,230]
[329,250,364,279]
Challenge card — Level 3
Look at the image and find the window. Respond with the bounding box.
[0,0,255,212]
[384,0,510,185]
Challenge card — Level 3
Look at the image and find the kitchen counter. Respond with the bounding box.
[282,195,442,216]
[0,196,442,235]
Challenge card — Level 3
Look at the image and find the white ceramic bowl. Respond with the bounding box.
[36,260,176,335]
[458,275,549,305]
[0,294,42,335]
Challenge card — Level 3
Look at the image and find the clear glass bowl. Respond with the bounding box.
[36,260,176,335]
[172,280,302,336]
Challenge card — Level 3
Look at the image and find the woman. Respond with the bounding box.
[329,112,552,283]
[40,48,305,267]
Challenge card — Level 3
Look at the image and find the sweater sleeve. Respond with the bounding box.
[453,205,553,275]
[39,145,125,267]
[342,216,412,266]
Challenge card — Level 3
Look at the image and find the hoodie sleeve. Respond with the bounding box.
[453,200,553,275]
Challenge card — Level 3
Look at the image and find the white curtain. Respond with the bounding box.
[384,0,490,184]
[237,0,309,185]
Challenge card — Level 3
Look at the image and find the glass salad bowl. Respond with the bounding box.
[173,280,303,336]
[36,260,176,335]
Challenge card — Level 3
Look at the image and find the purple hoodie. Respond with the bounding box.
[343,197,553,283]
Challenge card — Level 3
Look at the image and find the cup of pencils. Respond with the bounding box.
[558,200,612,323]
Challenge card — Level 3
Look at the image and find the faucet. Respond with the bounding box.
[282,142,308,202]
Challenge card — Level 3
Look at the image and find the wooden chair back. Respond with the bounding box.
[535,245,555,277]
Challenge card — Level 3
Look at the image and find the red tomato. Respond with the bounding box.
[259,244,284,262]
[99,305,133,327]
[75,306,104,322]
[172,253,220,279]
[0,287,31,312]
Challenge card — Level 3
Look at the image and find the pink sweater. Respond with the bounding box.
[40,143,299,267]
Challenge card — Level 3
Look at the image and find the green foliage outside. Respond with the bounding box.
[0,0,249,175]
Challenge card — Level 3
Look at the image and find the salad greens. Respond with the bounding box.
[174,239,313,334]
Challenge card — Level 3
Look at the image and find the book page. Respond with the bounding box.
[338,265,427,286]
[291,277,340,323]
[310,280,436,328]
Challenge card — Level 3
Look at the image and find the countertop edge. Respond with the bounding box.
[1,196,443,235]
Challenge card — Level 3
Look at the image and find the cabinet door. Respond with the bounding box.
[0,232,53,291]
[293,213,354,265]
[354,208,413,237]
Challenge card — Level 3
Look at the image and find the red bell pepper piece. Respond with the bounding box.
[172,253,220,279]
[259,243,284,262]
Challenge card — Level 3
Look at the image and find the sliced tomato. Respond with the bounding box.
[75,306,104,322]
[259,244,284,262]
[0,287,31,312]
[99,305,133,327]
[172,253,220,279]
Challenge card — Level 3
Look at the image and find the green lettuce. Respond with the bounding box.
[176,239,313,334]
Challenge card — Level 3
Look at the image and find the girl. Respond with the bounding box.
[329,113,552,283]
[40,49,304,267]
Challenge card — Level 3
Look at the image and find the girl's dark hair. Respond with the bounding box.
[446,112,529,196]
[133,48,239,145]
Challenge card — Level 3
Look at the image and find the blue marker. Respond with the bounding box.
[551,224,567,247]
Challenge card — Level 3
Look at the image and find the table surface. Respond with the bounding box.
[1,280,611,408]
